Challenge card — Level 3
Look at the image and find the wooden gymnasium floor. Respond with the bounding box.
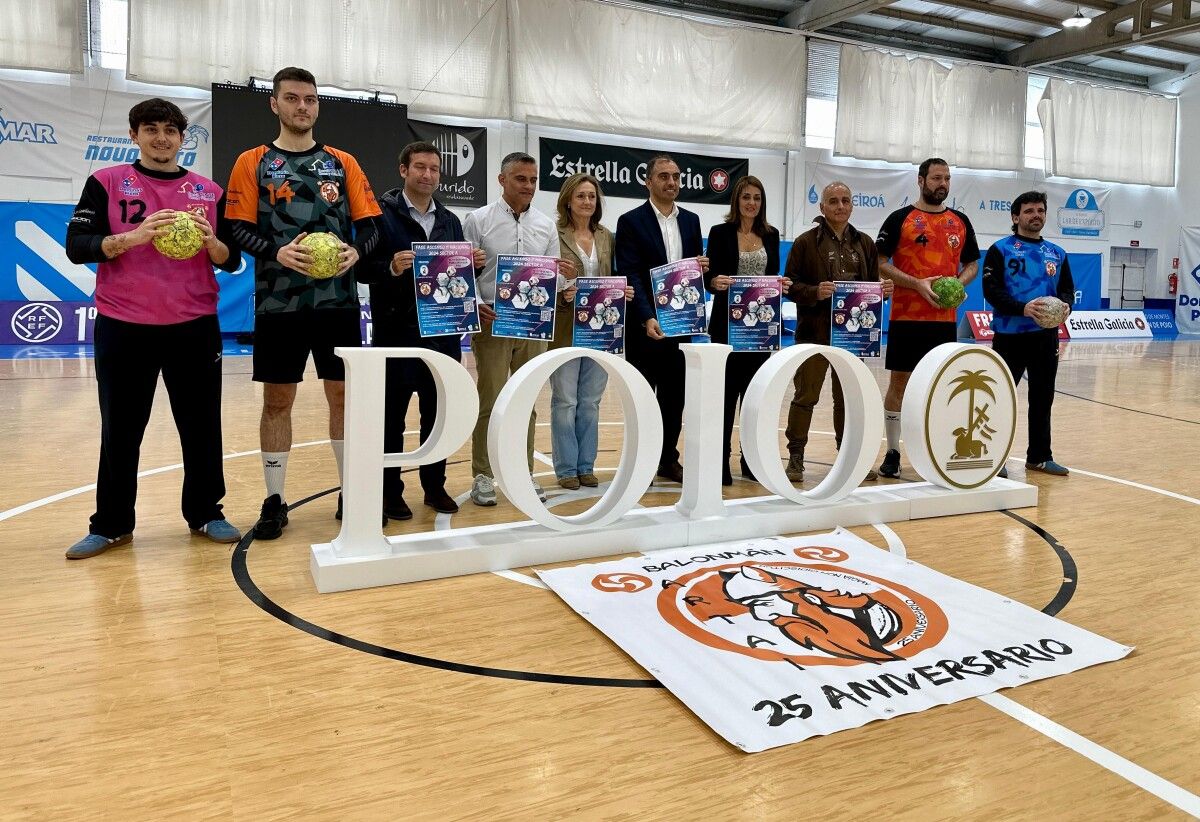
[1,338,1198,820]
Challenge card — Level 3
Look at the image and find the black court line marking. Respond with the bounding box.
[232,487,1075,686]
[1055,389,1199,426]
[1000,509,1077,617]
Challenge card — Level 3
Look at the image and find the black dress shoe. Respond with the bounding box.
[739,456,757,482]
[423,489,459,514]
[656,462,684,483]
[336,493,390,525]
[383,495,413,521]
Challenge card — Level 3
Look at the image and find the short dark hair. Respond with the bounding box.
[646,153,677,177]
[918,157,949,178]
[500,151,536,173]
[1010,190,1048,232]
[400,141,440,168]
[128,98,187,132]
[272,67,317,95]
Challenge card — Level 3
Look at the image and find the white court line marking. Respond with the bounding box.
[0,440,331,524]
[980,693,1200,817]
[5,430,1199,811]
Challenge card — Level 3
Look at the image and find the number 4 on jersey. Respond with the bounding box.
[267,181,296,205]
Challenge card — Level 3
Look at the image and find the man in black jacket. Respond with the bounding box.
[359,141,485,518]
[615,154,708,483]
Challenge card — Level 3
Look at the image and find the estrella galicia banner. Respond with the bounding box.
[403,119,488,208]
[539,530,1131,752]
[539,137,749,203]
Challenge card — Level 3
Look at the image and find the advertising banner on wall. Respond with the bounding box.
[0,78,212,193]
[403,119,488,208]
[1177,227,1200,335]
[805,163,1111,240]
[539,137,748,204]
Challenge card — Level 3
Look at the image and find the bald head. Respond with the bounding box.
[820,181,853,235]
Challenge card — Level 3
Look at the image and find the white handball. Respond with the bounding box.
[1031,296,1069,329]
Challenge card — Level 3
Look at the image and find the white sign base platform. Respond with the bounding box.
[310,478,1036,593]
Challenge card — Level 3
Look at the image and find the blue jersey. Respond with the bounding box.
[981,235,1074,334]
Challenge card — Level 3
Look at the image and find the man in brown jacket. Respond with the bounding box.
[784,181,893,482]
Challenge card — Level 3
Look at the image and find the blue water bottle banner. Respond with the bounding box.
[727,277,782,352]
[831,280,883,358]
[492,254,559,340]
[412,241,479,337]
[572,276,627,354]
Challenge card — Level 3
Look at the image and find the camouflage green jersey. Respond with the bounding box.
[226,143,381,313]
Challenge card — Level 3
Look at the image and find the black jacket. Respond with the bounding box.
[615,200,703,327]
[703,221,781,345]
[359,188,471,356]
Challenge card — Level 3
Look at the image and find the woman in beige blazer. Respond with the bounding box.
[549,173,630,489]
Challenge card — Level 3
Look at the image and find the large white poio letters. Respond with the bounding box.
[311,343,1036,593]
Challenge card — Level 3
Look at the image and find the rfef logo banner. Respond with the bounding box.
[403,119,488,208]
[538,137,748,204]
[0,78,211,191]
[961,310,1068,342]
[538,530,1130,752]
[1177,227,1200,335]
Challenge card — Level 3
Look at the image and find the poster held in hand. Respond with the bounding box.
[492,254,559,340]
[727,277,782,352]
[412,241,480,337]
[651,258,707,337]
[572,276,627,354]
[830,280,884,358]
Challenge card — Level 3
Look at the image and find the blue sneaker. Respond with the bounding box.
[998,466,1009,479]
[191,519,242,543]
[1026,460,1069,476]
[65,532,132,560]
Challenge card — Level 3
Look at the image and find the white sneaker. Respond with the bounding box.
[532,477,548,502]
[471,474,497,506]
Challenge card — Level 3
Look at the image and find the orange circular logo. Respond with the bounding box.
[592,573,653,593]
[794,546,849,562]
[657,559,947,667]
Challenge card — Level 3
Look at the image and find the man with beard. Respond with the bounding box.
[616,154,708,483]
[982,191,1074,478]
[875,158,978,478]
[226,66,382,538]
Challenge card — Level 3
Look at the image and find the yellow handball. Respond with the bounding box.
[300,232,343,279]
[152,211,205,260]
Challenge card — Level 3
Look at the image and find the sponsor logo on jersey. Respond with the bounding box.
[120,175,143,196]
[308,158,345,178]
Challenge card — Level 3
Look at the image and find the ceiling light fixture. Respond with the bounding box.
[1061,9,1091,28]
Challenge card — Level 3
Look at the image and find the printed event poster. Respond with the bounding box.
[492,254,559,340]
[728,277,782,352]
[830,280,884,358]
[412,241,480,337]
[572,276,627,354]
[650,258,707,337]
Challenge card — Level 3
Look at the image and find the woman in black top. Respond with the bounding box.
[704,176,789,486]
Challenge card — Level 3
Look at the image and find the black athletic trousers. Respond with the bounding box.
[90,313,226,537]
[992,328,1059,465]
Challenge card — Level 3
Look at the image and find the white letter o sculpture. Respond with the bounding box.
[741,344,884,503]
[488,348,663,531]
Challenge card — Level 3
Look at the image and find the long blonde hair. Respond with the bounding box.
[556,173,604,232]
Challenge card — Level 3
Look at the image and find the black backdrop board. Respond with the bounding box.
[211,84,407,195]
[538,137,749,205]
[402,119,488,208]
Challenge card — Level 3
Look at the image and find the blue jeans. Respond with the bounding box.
[550,357,608,478]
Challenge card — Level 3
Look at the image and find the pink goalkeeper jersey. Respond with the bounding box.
[90,164,225,325]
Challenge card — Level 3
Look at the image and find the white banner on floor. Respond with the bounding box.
[0,78,212,193]
[538,529,1131,752]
